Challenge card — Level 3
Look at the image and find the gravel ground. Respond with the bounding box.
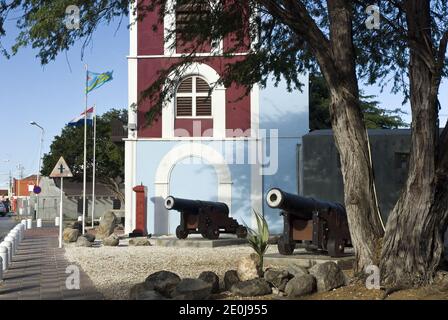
[64,244,279,300]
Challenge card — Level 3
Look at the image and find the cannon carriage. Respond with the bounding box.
[266,188,351,257]
[165,196,248,240]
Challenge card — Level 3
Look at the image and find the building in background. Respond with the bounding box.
[14,177,124,221]
[12,175,37,197]
[301,129,412,223]
[125,2,309,235]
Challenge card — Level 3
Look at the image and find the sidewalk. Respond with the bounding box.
[0,226,103,300]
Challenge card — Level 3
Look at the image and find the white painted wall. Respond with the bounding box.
[259,74,310,233]
[169,162,218,234]
[135,140,259,235]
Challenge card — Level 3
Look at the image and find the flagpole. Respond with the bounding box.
[82,64,88,235]
[92,106,97,228]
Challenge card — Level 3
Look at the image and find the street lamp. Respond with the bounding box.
[30,121,44,220]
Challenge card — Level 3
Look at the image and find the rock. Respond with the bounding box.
[231,278,272,297]
[237,253,262,281]
[75,236,93,247]
[96,211,118,240]
[199,271,220,294]
[102,234,120,247]
[129,283,166,300]
[63,228,80,243]
[287,264,309,277]
[309,262,346,292]
[285,274,316,297]
[264,268,292,291]
[145,271,181,297]
[129,238,151,246]
[224,270,240,291]
[71,221,83,233]
[82,233,96,242]
[172,278,212,300]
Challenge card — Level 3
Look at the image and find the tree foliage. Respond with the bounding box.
[41,109,126,199]
[310,72,407,130]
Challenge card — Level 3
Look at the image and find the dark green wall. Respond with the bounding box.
[302,129,412,222]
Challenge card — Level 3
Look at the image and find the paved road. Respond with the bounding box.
[0,215,18,241]
[0,227,103,300]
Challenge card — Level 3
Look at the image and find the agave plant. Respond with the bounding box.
[244,210,270,273]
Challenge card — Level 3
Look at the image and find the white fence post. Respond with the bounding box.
[4,236,15,256]
[0,256,3,282]
[0,246,8,271]
[1,241,12,266]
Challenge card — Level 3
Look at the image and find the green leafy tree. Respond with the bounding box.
[0,0,386,274]
[310,72,407,130]
[353,1,448,288]
[2,0,448,287]
[41,109,127,201]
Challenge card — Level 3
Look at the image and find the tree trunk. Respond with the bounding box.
[432,124,448,265]
[258,0,384,272]
[101,177,125,204]
[324,0,384,272]
[380,0,443,286]
[329,90,384,272]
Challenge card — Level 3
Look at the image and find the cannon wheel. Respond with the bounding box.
[205,226,220,240]
[327,237,345,257]
[236,226,248,239]
[277,236,295,255]
[176,226,189,240]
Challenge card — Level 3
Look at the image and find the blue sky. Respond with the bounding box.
[0,17,447,189]
[0,20,129,188]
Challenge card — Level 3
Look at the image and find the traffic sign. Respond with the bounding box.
[50,157,73,178]
[50,156,73,249]
[33,186,42,194]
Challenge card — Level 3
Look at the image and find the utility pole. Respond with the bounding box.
[30,121,45,221]
[17,164,24,216]
[8,170,12,198]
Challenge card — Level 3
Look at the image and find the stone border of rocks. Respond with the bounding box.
[129,259,348,300]
[63,212,152,248]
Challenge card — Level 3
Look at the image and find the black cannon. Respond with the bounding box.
[165,196,248,240]
[266,188,351,257]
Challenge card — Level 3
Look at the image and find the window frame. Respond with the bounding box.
[175,76,213,119]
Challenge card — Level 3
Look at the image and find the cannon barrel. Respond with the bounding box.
[266,188,346,219]
[165,196,229,215]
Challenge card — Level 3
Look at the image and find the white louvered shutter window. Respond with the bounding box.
[176,76,212,118]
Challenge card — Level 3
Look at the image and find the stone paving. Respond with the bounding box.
[0,226,103,300]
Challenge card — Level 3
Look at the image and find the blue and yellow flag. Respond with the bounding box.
[86,71,113,94]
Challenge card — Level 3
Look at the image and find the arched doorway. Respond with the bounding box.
[153,142,232,235]
[169,161,218,234]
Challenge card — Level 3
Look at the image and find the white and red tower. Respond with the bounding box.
[125,1,309,235]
